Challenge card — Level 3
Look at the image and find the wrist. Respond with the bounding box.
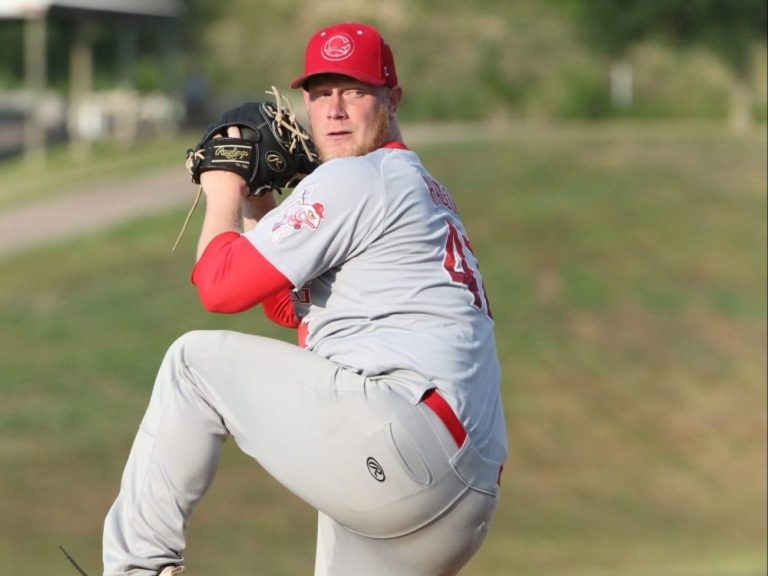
[200,170,249,198]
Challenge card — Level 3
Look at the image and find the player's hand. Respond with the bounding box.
[199,126,250,197]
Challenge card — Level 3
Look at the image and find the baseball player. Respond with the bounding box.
[103,21,507,576]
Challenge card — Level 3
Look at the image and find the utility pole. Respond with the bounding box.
[24,10,47,167]
[68,17,95,160]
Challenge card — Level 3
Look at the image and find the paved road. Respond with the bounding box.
[0,167,192,260]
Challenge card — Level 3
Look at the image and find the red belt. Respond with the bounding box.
[422,388,504,485]
[422,388,467,447]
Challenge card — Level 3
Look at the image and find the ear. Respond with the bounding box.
[387,86,403,115]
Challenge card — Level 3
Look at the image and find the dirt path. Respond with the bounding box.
[0,166,192,260]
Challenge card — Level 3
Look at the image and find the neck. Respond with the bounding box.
[387,119,403,144]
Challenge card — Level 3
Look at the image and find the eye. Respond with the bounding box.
[345,88,366,99]
[309,89,332,101]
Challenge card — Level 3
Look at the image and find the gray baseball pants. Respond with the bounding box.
[103,330,500,575]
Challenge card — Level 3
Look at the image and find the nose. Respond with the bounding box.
[327,92,347,119]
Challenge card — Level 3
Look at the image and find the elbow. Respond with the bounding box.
[191,232,292,314]
[192,264,254,314]
[198,290,248,314]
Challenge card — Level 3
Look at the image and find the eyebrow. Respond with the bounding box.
[307,75,371,91]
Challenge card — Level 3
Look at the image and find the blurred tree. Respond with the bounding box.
[178,0,227,57]
[556,0,767,125]
[0,21,24,87]
[0,17,173,92]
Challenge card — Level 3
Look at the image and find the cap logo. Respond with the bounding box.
[322,33,354,61]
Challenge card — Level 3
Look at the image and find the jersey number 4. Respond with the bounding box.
[442,220,493,318]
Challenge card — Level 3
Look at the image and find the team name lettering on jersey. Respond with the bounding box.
[423,175,457,214]
[271,187,326,243]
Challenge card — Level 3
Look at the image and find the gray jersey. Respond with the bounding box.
[247,147,507,463]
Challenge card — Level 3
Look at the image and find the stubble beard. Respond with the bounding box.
[315,106,391,163]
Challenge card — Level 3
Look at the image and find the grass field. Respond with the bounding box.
[0,133,193,211]
[0,122,765,575]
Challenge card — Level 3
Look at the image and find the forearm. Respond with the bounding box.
[241,193,299,326]
[196,172,248,261]
[193,172,293,314]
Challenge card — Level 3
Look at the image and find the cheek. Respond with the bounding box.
[307,113,321,138]
[306,103,326,133]
[368,106,390,144]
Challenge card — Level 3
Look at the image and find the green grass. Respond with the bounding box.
[0,131,196,210]
[0,122,766,575]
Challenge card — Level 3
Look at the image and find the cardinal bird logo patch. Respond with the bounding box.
[271,187,325,243]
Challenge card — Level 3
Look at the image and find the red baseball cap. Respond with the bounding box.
[291,22,398,89]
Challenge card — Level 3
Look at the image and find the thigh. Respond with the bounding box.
[177,329,372,465]
[315,489,498,576]
[176,331,459,535]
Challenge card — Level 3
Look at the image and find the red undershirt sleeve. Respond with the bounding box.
[191,231,295,316]
[261,288,300,328]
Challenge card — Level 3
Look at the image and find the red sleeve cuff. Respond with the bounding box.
[191,232,292,313]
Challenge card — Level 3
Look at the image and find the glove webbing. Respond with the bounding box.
[265,85,317,163]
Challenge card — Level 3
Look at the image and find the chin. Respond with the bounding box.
[319,149,348,162]
[319,143,364,162]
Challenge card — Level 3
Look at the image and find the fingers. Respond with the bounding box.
[200,125,247,195]
[212,125,243,139]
